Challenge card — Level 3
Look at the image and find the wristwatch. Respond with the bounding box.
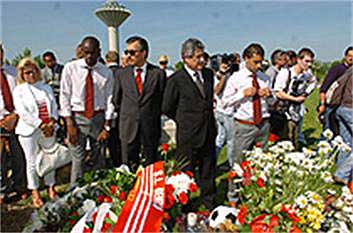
[103,125,111,132]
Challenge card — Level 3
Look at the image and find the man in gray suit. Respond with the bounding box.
[113,36,166,170]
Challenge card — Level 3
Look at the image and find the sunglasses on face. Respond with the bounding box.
[23,70,36,75]
[159,61,168,65]
[124,49,141,56]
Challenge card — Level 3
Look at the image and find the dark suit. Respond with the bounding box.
[107,64,123,167]
[162,67,217,209]
[113,63,166,169]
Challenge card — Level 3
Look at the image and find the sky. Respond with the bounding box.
[1,0,352,66]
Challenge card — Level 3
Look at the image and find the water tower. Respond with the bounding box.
[95,0,131,53]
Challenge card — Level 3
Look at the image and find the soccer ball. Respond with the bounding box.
[209,205,239,229]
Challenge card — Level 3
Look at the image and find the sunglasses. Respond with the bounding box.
[124,49,141,56]
[23,70,36,75]
[159,61,168,65]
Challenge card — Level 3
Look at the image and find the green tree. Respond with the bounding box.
[8,48,44,68]
[174,61,184,71]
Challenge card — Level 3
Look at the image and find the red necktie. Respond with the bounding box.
[135,68,143,95]
[0,69,15,112]
[84,68,94,119]
[252,74,262,125]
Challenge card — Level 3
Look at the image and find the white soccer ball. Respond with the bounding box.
[208,205,239,229]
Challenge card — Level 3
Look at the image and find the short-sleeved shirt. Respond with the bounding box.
[320,63,349,93]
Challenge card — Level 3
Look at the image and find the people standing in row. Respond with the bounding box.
[112,36,166,171]
[163,38,217,210]
[0,44,27,205]
[158,55,174,78]
[60,36,114,186]
[13,58,58,208]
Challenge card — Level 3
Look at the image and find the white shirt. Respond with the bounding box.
[59,59,114,120]
[133,63,147,84]
[184,65,204,83]
[214,75,234,116]
[0,66,17,120]
[222,67,271,121]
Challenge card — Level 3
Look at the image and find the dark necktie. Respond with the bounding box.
[252,74,262,125]
[84,68,94,119]
[0,68,15,112]
[193,72,205,98]
[135,68,143,95]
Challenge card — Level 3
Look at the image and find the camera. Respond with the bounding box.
[210,53,238,74]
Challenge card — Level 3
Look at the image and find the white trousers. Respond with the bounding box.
[18,129,56,190]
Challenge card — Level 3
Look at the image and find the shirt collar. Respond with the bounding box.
[79,58,99,70]
[134,62,147,73]
[184,64,201,78]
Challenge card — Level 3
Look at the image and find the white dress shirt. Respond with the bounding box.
[214,75,234,116]
[0,66,17,120]
[133,63,147,84]
[59,59,114,120]
[184,65,204,83]
[222,67,271,121]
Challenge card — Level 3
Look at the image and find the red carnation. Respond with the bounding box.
[242,171,252,186]
[69,220,76,225]
[184,170,194,178]
[119,191,127,201]
[72,211,79,217]
[165,194,176,209]
[257,177,265,188]
[237,205,248,225]
[165,184,175,194]
[161,143,169,153]
[250,214,270,233]
[83,227,92,233]
[270,215,279,227]
[228,171,237,181]
[97,194,104,203]
[92,211,98,223]
[189,183,198,192]
[102,222,112,232]
[104,196,112,203]
[290,225,302,233]
[110,185,118,195]
[172,171,182,176]
[241,160,251,170]
[178,192,189,205]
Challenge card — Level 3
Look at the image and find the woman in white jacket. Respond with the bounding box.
[13,58,58,208]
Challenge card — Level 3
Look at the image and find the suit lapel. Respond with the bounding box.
[139,63,152,101]
[183,67,205,99]
[126,66,139,100]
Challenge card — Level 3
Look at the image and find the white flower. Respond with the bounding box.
[321,171,334,183]
[296,195,308,209]
[332,136,344,147]
[323,129,334,140]
[232,163,244,177]
[341,143,351,153]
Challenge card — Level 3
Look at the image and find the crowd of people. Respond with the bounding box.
[0,36,352,210]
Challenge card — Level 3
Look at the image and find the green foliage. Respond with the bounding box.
[174,61,184,71]
[8,47,44,68]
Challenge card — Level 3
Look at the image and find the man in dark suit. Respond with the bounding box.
[113,36,166,170]
[162,38,217,210]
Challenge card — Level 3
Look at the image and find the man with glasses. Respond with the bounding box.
[158,55,174,78]
[162,38,217,210]
[112,36,166,171]
[274,48,317,149]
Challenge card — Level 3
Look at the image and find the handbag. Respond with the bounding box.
[36,142,71,177]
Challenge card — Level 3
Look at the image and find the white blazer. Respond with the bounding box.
[13,81,58,137]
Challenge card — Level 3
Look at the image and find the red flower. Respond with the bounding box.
[69,220,76,225]
[161,143,169,153]
[227,171,237,181]
[165,194,176,209]
[119,191,127,201]
[290,225,301,233]
[237,205,248,225]
[257,177,265,188]
[189,183,198,192]
[184,170,194,178]
[97,194,104,203]
[243,171,252,186]
[72,211,79,217]
[250,214,273,233]
[105,213,110,219]
[104,196,112,203]
[178,192,188,205]
[255,142,262,148]
[268,133,279,142]
[281,204,300,223]
[110,185,118,195]
[165,184,175,194]
[270,215,279,227]
[102,222,112,232]
[83,227,92,233]
[241,160,251,170]
[172,171,182,176]
[163,212,171,222]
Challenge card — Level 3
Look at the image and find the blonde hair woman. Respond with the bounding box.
[13,57,58,208]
